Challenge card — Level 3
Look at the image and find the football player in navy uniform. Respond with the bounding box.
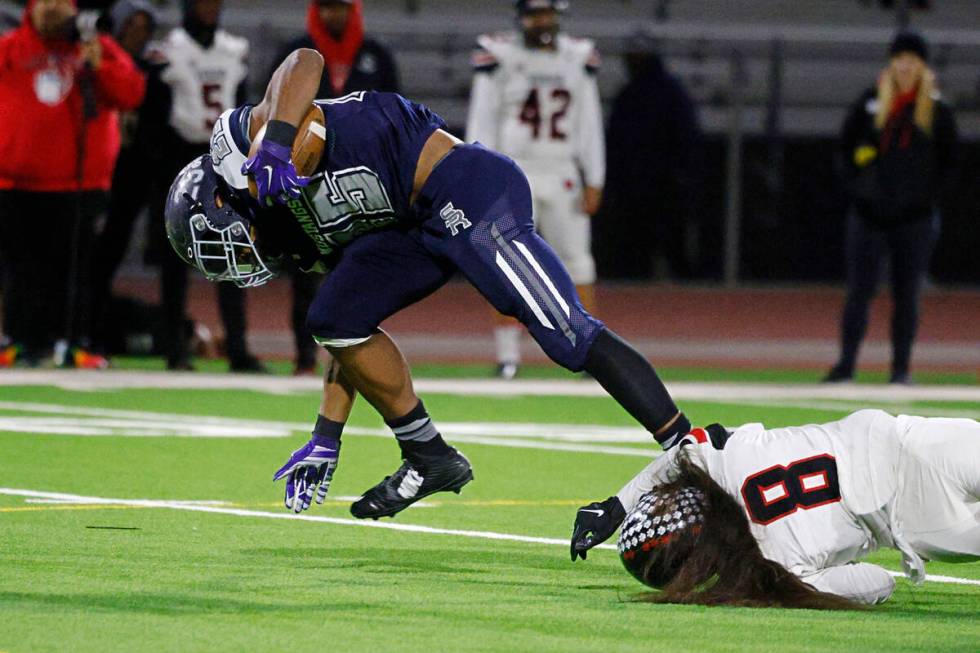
[165,48,693,520]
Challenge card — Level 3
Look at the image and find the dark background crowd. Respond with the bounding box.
[0,0,973,380]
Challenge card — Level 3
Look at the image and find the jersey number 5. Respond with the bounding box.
[740,454,841,525]
[519,88,571,140]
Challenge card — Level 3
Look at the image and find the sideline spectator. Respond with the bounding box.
[90,0,165,356]
[594,31,701,280]
[0,0,145,368]
[273,0,398,100]
[825,31,957,385]
[270,0,399,375]
[147,0,266,371]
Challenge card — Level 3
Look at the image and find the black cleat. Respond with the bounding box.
[350,449,473,520]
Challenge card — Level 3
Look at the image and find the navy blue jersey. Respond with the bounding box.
[210,91,447,265]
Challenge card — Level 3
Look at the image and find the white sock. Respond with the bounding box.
[494,326,521,365]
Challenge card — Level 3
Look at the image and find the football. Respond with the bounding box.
[246,103,326,199]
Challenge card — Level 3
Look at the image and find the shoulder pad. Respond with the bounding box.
[144,41,168,65]
[210,108,250,191]
[215,30,249,58]
[470,45,499,73]
[585,47,601,74]
[477,32,519,62]
[558,35,600,73]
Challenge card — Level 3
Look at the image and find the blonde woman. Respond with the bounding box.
[825,32,957,385]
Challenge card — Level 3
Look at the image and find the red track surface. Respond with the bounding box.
[113,277,980,372]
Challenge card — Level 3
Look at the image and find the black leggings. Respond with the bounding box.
[835,210,939,376]
[0,190,106,355]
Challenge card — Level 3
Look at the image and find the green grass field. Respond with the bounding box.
[1,365,978,652]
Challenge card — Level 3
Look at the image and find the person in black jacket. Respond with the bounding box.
[91,0,165,356]
[594,32,701,280]
[825,31,957,385]
[269,0,399,375]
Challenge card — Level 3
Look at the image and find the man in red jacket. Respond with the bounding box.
[0,0,145,368]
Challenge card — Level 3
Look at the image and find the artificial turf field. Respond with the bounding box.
[1,364,978,653]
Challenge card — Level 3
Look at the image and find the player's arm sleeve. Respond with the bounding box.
[615,448,685,512]
[93,35,147,111]
[574,55,605,188]
[801,563,896,605]
[465,47,501,148]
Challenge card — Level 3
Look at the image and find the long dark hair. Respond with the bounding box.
[629,454,862,610]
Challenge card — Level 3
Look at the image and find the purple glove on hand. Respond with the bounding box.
[273,433,340,513]
[241,120,310,207]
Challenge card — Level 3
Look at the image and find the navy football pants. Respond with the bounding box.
[306,144,604,371]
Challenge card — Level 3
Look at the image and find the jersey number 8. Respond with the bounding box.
[740,454,842,525]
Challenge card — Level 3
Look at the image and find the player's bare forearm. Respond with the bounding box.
[320,356,358,422]
[582,185,602,216]
[251,48,324,134]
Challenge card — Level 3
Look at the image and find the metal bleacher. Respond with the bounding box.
[205,0,980,138]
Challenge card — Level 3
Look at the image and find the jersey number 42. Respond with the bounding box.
[519,87,571,140]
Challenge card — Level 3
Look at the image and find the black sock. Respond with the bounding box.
[583,328,691,449]
[312,414,344,441]
[385,400,452,460]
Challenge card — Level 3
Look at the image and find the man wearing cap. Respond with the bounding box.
[825,31,957,385]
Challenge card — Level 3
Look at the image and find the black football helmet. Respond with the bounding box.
[515,0,566,48]
[514,0,568,14]
[164,154,281,288]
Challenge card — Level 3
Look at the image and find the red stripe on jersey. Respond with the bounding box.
[688,428,708,444]
[471,51,498,67]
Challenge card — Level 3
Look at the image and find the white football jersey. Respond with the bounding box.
[466,32,605,187]
[160,27,249,145]
[618,411,909,584]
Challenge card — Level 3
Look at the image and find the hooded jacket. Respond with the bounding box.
[272,0,398,99]
[0,0,146,191]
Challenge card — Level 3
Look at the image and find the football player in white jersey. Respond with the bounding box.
[160,0,248,145]
[571,409,980,607]
[466,0,604,379]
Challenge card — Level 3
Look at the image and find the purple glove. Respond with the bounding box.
[242,120,311,207]
[273,434,340,513]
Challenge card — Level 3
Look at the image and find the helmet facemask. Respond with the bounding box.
[184,194,277,288]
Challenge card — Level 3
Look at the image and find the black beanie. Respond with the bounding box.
[889,30,929,62]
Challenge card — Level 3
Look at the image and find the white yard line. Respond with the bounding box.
[0,401,660,457]
[2,487,977,588]
[1,370,979,403]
